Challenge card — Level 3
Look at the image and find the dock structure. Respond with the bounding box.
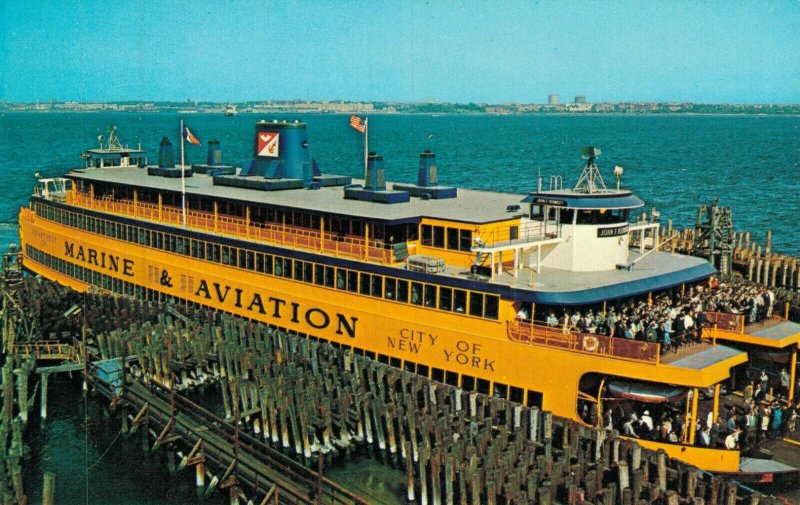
[3,274,794,504]
[655,201,800,296]
[67,292,782,505]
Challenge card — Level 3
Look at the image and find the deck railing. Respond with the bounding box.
[704,312,745,334]
[507,320,661,364]
[66,192,397,264]
[477,220,561,249]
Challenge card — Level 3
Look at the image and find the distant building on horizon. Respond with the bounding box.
[548,94,559,105]
[575,95,586,104]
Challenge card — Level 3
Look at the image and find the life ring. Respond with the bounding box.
[582,335,599,352]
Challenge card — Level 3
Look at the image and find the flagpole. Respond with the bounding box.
[364,117,368,181]
[180,119,186,228]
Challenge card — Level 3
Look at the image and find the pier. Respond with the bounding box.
[656,200,800,297]
[2,271,794,504]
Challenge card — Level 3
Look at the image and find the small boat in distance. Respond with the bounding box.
[224,105,238,116]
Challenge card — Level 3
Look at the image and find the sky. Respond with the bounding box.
[1,1,799,104]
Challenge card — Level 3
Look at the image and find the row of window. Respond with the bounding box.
[85,182,418,243]
[28,245,155,301]
[531,205,630,225]
[27,242,541,407]
[35,202,500,320]
[421,224,473,252]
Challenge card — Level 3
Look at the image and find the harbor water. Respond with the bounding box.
[1,112,799,503]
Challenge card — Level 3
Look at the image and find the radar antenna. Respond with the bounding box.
[103,125,124,151]
[573,146,608,193]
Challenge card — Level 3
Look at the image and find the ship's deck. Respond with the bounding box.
[714,318,800,349]
[661,343,744,370]
[445,248,715,304]
[65,167,713,305]
[69,167,528,225]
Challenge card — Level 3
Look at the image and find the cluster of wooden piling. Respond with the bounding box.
[2,276,82,350]
[0,354,55,504]
[730,230,800,291]
[660,221,800,293]
[83,304,781,505]
[4,265,791,504]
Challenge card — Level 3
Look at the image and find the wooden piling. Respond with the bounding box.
[42,471,56,505]
[40,372,49,421]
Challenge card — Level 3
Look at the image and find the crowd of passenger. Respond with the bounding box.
[698,399,800,450]
[566,278,797,451]
[537,278,777,354]
[604,396,799,451]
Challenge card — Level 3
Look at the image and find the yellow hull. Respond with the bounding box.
[19,206,742,472]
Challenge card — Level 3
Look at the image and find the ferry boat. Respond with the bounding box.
[225,105,238,116]
[17,120,797,474]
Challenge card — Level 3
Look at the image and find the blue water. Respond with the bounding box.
[1,112,799,254]
[2,112,799,503]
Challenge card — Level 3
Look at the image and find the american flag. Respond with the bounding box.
[349,115,366,133]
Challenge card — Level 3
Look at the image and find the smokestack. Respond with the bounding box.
[418,150,438,187]
[158,137,174,168]
[207,139,222,166]
[243,120,312,183]
[365,152,386,191]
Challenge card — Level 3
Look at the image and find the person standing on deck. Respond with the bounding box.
[660,319,672,352]
[645,321,658,342]
[640,410,654,432]
[759,406,771,445]
[766,289,775,317]
[724,428,741,450]
[770,405,783,439]
[760,370,770,396]
[683,311,695,343]
[744,408,758,448]
[694,309,706,342]
[779,368,790,399]
[623,416,639,438]
[698,426,711,447]
[749,293,759,323]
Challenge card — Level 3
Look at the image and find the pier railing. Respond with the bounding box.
[90,377,367,505]
[507,320,661,364]
[66,192,398,264]
[13,341,75,361]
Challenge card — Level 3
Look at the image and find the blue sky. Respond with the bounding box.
[1,1,798,104]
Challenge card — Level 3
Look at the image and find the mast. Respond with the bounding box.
[364,118,369,181]
[180,120,187,228]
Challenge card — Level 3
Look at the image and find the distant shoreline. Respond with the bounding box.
[2,110,800,118]
[2,99,800,117]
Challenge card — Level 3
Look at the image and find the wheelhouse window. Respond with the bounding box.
[576,208,630,225]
